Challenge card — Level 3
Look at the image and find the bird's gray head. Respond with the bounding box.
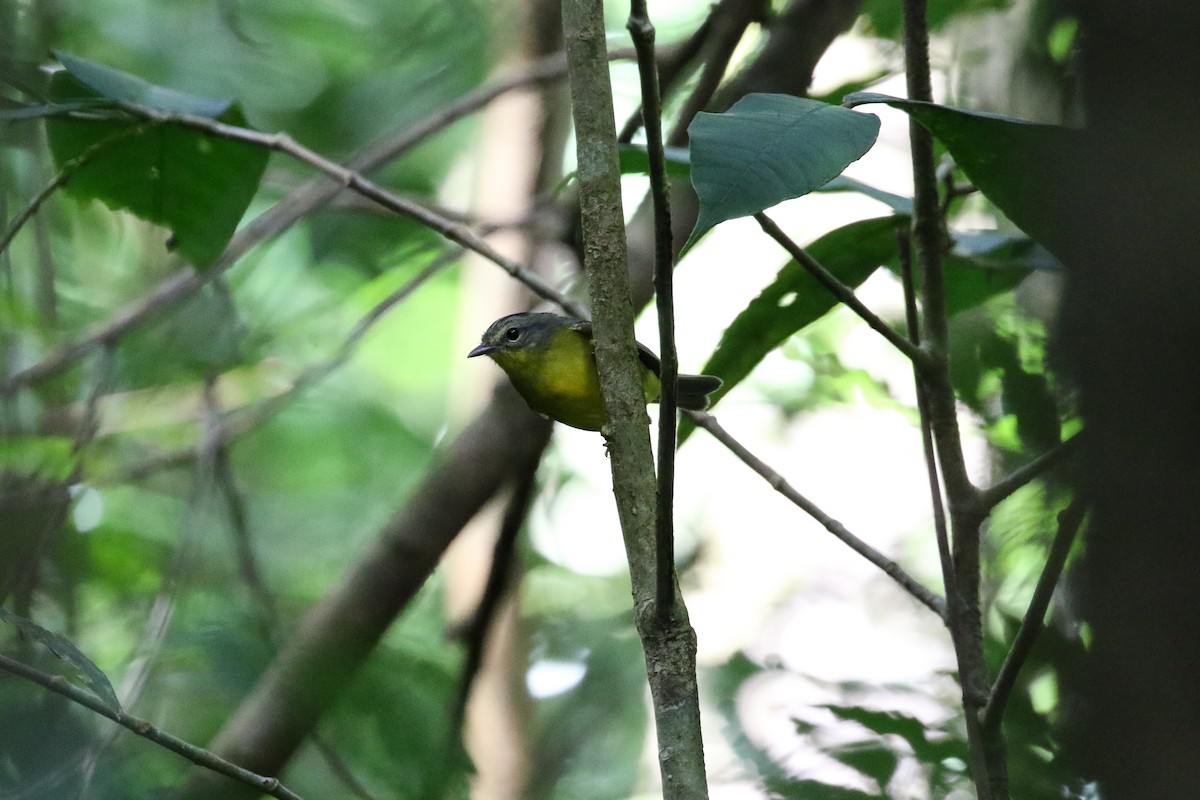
[467,312,573,359]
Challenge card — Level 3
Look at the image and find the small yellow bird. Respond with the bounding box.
[468,312,722,431]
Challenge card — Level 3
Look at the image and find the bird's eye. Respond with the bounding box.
[505,327,521,342]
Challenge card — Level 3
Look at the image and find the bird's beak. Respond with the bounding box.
[467,342,495,358]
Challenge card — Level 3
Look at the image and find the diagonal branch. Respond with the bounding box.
[756,212,928,366]
[0,652,305,800]
[688,410,947,619]
[982,498,1087,732]
[980,433,1082,510]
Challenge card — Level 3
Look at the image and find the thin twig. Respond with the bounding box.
[0,653,305,800]
[756,212,928,366]
[665,0,765,148]
[628,0,679,620]
[688,410,947,619]
[360,47,635,171]
[980,433,1082,510]
[0,122,156,258]
[982,498,1087,734]
[617,13,713,143]
[203,377,279,641]
[118,102,583,316]
[898,230,957,615]
[0,263,202,394]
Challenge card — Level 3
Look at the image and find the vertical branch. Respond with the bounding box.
[901,0,998,797]
[626,0,678,619]
[897,233,956,605]
[561,1,709,798]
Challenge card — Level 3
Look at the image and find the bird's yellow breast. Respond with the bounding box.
[492,327,658,431]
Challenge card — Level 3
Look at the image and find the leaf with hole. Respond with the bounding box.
[679,216,902,443]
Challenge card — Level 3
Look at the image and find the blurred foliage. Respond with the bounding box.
[0,0,1090,798]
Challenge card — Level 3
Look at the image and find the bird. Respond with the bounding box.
[468,311,722,431]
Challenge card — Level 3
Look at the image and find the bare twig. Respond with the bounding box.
[1,267,208,393]
[688,410,947,619]
[118,102,582,315]
[756,212,928,366]
[898,230,956,614]
[982,498,1087,733]
[617,11,713,143]
[665,0,766,147]
[628,0,679,620]
[0,653,305,800]
[202,377,279,641]
[360,47,635,171]
[980,433,1082,510]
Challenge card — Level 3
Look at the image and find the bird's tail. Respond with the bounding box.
[675,373,723,410]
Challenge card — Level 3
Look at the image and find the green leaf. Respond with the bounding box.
[829,739,900,788]
[617,143,691,179]
[54,51,232,117]
[685,94,880,249]
[0,609,121,711]
[679,214,1055,443]
[680,216,902,443]
[823,703,970,770]
[843,92,1083,262]
[816,175,914,215]
[45,52,268,269]
[938,232,1058,317]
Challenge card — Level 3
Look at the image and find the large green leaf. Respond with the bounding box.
[680,217,1057,443]
[695,216,903,405]
[843,92,1083,262]
[935,231,1059,317]
[685,94,880,249]
[45,52,268,269]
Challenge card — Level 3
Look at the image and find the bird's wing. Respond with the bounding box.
[569,318,662,377]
